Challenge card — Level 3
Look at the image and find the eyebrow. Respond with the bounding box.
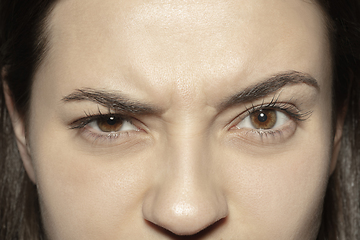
[62,89,162,115]
[62,71,319,114]
[218,71,320,111]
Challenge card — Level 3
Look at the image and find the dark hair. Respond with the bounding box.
[316,0,360,239]
[0,1,56,239]
[1,0,360,239]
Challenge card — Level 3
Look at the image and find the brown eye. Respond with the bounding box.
[97,116,124,132]
[250,110,277,129]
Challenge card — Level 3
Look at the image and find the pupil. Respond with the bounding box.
[106,116,116,125]
[258,112,267,122]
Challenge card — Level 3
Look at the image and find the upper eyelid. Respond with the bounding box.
[246,102,296,114]
[69,113,130,129]
[241,102,310,121]
[68,100,310,130]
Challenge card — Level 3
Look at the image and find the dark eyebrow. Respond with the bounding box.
[218,71,320,111]
[61,88,162,115]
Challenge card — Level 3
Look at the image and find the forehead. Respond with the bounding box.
[43,0,329,107]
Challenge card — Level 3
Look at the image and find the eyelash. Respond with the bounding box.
[243,100,311,122]
[69,110,140,142]
[69,98,311,145]
[70,112,124,129]
[230,98,311,141]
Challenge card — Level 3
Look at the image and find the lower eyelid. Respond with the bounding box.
[74,119,144,143]
[79,125,143,145]
[83,125,120,138]
[228,120,297,145]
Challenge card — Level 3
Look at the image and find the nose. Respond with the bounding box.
[142,133,228,236]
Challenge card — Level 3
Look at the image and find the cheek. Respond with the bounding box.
[221,126,332,238]
[28,79,333,239]
[30,126,155,238]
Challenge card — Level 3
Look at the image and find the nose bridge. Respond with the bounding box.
[164,114,214,190]
[142,119,228,235]
[169,122,207,178]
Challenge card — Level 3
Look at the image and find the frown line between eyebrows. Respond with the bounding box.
[61,71,319,115]
[218,71,320,111]
[61,88,162,115]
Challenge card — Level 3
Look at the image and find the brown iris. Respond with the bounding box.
[250,109,277,129]
[97,116,124,132]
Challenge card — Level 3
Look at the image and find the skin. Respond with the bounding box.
[5,0,344,239]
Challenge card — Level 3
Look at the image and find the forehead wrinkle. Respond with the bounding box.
[44,0,330,123]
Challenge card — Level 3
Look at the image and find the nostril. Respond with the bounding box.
[145,216,228,238]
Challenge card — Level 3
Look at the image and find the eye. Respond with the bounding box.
[88,115,138,133]
[236,109,290,130]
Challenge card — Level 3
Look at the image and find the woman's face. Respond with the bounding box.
[20,0,336,239]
